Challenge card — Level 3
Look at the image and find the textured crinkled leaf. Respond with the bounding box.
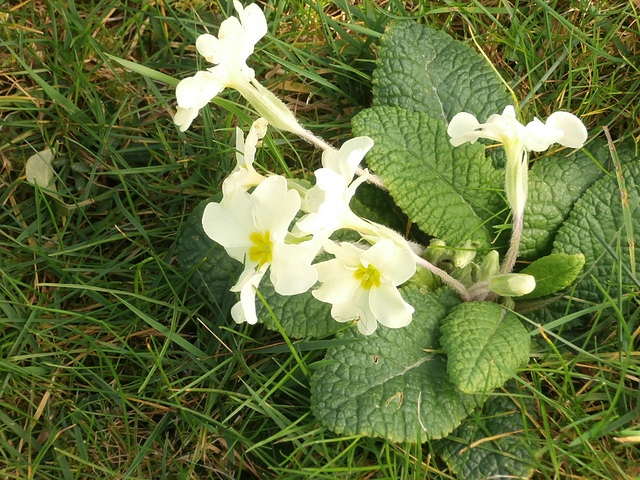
[435,388,539,480]
[553,161,640,304]
[351,182,408,234]
[373,21,511,122]
[353,106,503,247]
[519,253,585,299]
[440,302,530,394]
[521,140,638,259]
[352,183,431,246]
[311,288,480,442]
[257,277,343,339]
[177,200,241,299]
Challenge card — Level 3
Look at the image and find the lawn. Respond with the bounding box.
[1,1,639,479]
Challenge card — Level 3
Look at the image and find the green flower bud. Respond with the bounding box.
[477,250,500,282]
[453,240,477,268]
[425,238,449,264]
[489,273,536,297]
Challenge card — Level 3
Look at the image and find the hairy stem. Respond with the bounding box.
[297,128,336,152]
[501,213,523,274]
[297,129,388,190]
[414,255,471,302]
[356,167,387,190]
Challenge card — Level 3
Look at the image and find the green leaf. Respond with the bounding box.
[177,200,242,301]
[435,387,539,480]
[311,288,481,442]
[440,302,530,394]
[352,106,503,248]
[106,54,179,86]
[553,160,640,303]
[519,253,585,299]
[521,140,638,259]
[373,21,512,122]
[257,277,343,339]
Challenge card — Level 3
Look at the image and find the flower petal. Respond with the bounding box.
[522,117,562,152]
[202,192,254,259]
[501,105,517,119]
[447,112,481,146]
[321,136,373,180]
[361,239,416,286]
[330,288,377,334]
[324,241,365,268]
[230,268,265,324]
[173,106,199,132]
[545,111,588,149]
[221,169,266,198]
[270,243,318,295]
[222,119,269,196]
[369,281,414,329]
[235,1,268,47]
[176,70,226,109]
[315,167,348,194]
[196,34,222,64]
[242,117,269,166]
[251,175,300,235]
[217,16,244,45]
[313,258,360,304]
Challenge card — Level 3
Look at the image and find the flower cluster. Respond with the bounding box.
[172,3,419,335]
[202,119,416,334]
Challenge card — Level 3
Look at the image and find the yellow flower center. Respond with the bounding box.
[354,264,381,290]
[249,231,273,267]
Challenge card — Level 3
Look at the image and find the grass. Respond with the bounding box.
[1,0,639,479]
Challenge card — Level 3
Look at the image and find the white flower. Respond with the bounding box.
[222,117,269,196]
[448,105,587,152]
[321,136,374,181]
[202,175,318,324]
[296,136,374,238]
[312,239,416,335]
[173,2,308,135]
[174,70,227,131]
[447,105,587,218]
[173,1,267,131]
[196,2,267,77]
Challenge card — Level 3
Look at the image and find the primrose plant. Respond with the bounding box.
[173,3,603,478]
[177,1,586,329]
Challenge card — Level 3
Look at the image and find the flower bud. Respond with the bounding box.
[477,250,500,282]
[453,241,477,268]
[489,273,536,297]
[426,239,449,264]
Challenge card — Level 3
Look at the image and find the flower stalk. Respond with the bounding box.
[414,255,471,302]
[448,105,588,274]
